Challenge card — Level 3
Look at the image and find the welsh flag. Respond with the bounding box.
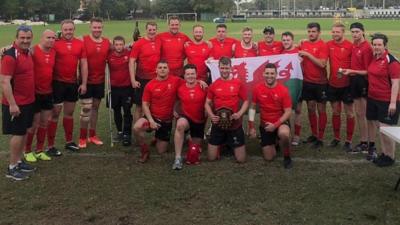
[206,54,303,107]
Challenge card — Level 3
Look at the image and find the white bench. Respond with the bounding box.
[380,126,400,190]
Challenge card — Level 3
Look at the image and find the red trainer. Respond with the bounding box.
[79,138,87,149]
[186,143,201,165]
[138,144,149,163]
[88,136,104,146]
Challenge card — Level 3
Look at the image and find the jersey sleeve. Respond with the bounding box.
[251,86,258,104]
[363,46,373,69]
[130,41,140,59]
[238,81,248,101]
[80,42,87,59]
[207,85,214,100]
[142,82,152,103]
[282,86,292,109]
[389,60,400,79]
[319,41,329,59]
[0,55,16,76]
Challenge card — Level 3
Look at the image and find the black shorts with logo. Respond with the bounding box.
[134,78,151,106]
[259,121,290,147]
[80,83,105,99]
[53,80,79,104]
[349,75,368,99]
[301,81,328,103]
[2,103,34,135]
[327,85,353,104]
[366,98,400,125]
[34,93,53,113]
[208,125,245,149]
[180,116,206,139]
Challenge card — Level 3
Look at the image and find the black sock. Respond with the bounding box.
[369,142,375,148]
[361,141,368,145]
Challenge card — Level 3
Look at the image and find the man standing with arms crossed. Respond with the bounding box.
[24,30,56,162]
[326,23,354,151]
[1,25,36,180]
[299,22,329,149]
[78,18,111,149]
[47,20,88,153]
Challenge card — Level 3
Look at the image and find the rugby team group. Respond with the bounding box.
[1,16,399,181]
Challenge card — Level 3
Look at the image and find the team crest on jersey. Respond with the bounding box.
[67,43,72,50]
[45,55,50,64]
[216,88,222,92]
[124,56,128,60]
[313,48,317,53]
[229,86,234,92]
[190,93,194,99]
[178,38,181,42]
[168,84,172,89]
[261,94,268,98]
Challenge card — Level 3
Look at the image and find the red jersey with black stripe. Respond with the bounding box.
[107,49,131,87]
[252,82,292,124]
[130,37,161,80]
[327,39,352,88]
[142,75,184,121]
[1,44,35,105]
[53,37,87,83]
[367,51,400,101]
[83,35,110,84]
[157,32,190,76]
[299,39,329,84]
[32,45,56,94]
[351,40,373,71]
[178,83,207,123]
[233,42,257,58]
[258,41,283,56]
[209,37,237,60]
[184,41,211,81]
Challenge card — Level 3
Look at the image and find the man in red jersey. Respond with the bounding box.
[341,22,373,154]
[205,57,249,163]
[24,30,56,162]
[326,23,355,152]
[365,33,400,166]
[299,22,329,150]
[133,60,183,163]
[129,21,161,123]
[281,31,303,146]
[184,24,211,82]
[1,25,36,180]
[258,26,283,56]
[233,27,257,58]
[172,64,207,170]
[108,36,134,146]
[48,19,88,153]
[78,18,111,149]
[157,16,190,77]
[209,24,237,60]
[248,63,292,169]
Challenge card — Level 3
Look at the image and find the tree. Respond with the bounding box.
[2,0,19,20]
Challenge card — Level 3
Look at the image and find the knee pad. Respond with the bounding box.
[80,99,93,122]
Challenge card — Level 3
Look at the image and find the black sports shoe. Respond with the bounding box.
[311,140,323,150]
[18,161,36,173]
[122,134,131,146]
[113,131,123,143]
[328,139,340,148]
[65,142,79,152]
[303,135,318,143]
[375,155,395,167]
[342,142,352,153]
[366,147,377,161]
[372,153,385,164]
[46,147,62,156]
[5,167,29,181]
[354,142,368,154]
[283,156,292,169]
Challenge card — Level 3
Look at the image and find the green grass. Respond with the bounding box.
[1,18,400,225]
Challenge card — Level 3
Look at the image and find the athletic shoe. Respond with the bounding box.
[354,143,369,154]
[78,138,87,149]
[18,161,36,173]
[113,132,123,142]
[5,167,28,181]
[35,152,51,161]
[342,142,352,153]
[311,140,323,150]
[303,135,317,143]
[283,156,292,169]
[328,139,340,148]
[291,136,300,146]
[366,147,377,161]
[375,154,395,167]
[172,157,183,170]
[65,142,79,152]
[122,134,131,147]
[46,147,62,157]
[24,152,37,163]
[88,136,103,145]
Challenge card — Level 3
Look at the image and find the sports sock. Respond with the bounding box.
[308,113,318,137]
[318,112,327,140]
[294,124,301,136]
[332,114,341,140]
[283,148,291,157]
[25,131,34,153]
[89,129,96,138]
[47,120,58,147]
[36,126,47,152]
[63,117,74,143]
[80,128,88,139]
[346,117,355,142]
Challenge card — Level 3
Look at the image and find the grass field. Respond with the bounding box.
[1,18,400,225]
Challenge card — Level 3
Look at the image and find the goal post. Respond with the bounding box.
[166,12,198,23]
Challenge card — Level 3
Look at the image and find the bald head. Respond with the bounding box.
[40,29,56,50]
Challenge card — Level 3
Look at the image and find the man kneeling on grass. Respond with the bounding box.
[248,63,293,169]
